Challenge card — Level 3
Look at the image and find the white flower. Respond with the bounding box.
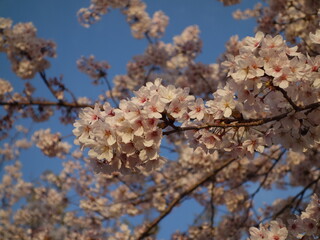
[242,31,264,52]
[79,103,102,125]
[248,224,268,240]
[144,95,165,118]
[167,98,187,120]
[218,94,236,118]
[309,29,320,44]
[243,136,265,155]
[188,98,205,121]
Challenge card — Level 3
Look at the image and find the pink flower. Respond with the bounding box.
[200,131,221,150]
[218,94,236,118]
[287,218,303,237]
[242,31,264,52]
[144,95,165,118]
[88,141,114,162]
[159,84,178,103]
[248,225,268,240]
[273,67,293,89]
[231,55,264,81]
[93,122,116,145]
[264,54,289,78]
[188,98,205,121]
[144,129,162,147]
[79,103,102,125]
[301,218,318,236]
[117,124,135,144]
[167,98,187,120]
[262,34,285,51]
[243,136,265,155]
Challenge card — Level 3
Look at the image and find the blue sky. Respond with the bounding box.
[0,0,273,238]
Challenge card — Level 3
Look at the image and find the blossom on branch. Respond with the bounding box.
[0,18,56,79]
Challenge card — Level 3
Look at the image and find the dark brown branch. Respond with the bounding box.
[163,101,320,135]
[143,66,158,85]
[144,31,153,44]
[64,86,79,104]
[273,85,301,111]
[0,100,92,109]
[39,71,61,101]
[235,149,285,229]
[1,99,319,134]
[250,149,286,199]
[255,174,320,227]
[102,76,119,107]
[199,74,215,94]
[273,174,320,219]
[210,182,215,233]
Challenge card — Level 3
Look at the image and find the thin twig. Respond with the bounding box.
[256,174,320,226]
[273,85,301,111]
[0,100,92,108]
[102,76,118,107]
[39,71,60,101]
[163,101,320,135]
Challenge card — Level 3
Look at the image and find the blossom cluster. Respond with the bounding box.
[32,129,71,158]
[75,30,320,174]
[0,18,56,79]
[0,78,13,100]
[218,31,320,151]
[73,77,221,174]
[78,0,169,39]
[248,194,320,240]
[73,79,169,174]
[77,55,111,84]
[112,25,217,99]
[233,0,320,53]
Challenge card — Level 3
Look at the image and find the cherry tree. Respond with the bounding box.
[1,0,320,239]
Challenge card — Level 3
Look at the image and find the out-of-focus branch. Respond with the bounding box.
[199,74,214,93]
[137,158,237,240]
[144,31,154,44]
[250,149,286,199]
[0,100,92,109]
[237,149,286,227]
[102,76,118,107]
[143,66,158,85]
[210,182,215,231]
[39,71,61,101]
[254,174,320,227]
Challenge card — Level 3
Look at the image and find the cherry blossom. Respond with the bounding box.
[1,0,320,239]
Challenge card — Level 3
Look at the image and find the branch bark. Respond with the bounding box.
[163,101,320,135]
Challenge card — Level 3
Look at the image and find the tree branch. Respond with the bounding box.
[102,76,119,107]
[163,101,320,135]
[0,100,92,109]
[39,71,61,101]
[273,85,301,111]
